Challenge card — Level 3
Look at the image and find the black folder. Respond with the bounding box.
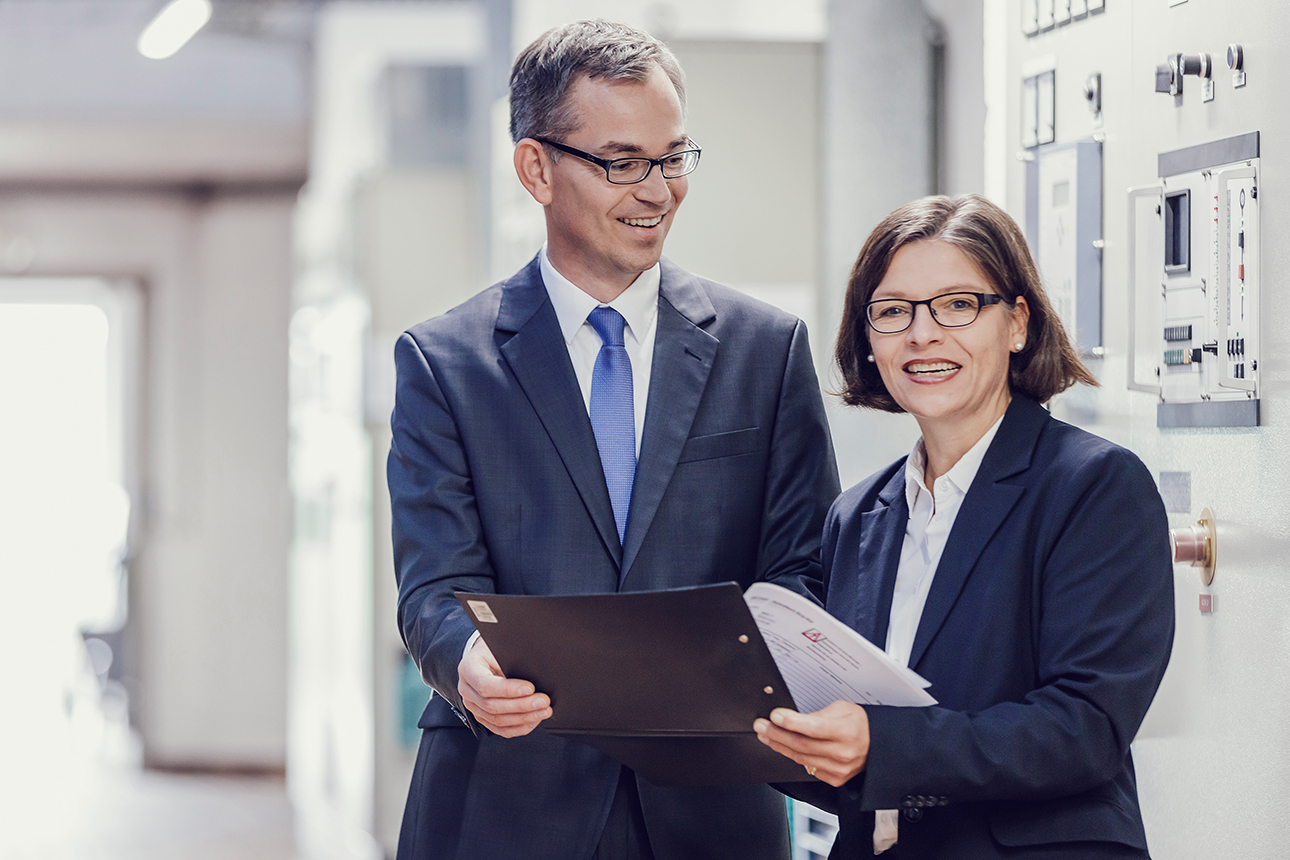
[455,582,808,785]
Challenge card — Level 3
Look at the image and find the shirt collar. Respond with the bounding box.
[540,245,660,346]
[904,411,1007,511]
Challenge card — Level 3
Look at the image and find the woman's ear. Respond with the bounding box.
[1010,295,1031,346]
[514,139,554,205]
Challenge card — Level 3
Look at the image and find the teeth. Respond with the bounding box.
[907,362,960,375]
[620,216,663,227]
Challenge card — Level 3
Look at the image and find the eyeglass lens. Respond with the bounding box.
[607,150,700,184]
[867,293,988,333]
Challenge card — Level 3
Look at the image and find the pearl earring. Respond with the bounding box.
[1014,342,1025,351]
[867,354,875,363]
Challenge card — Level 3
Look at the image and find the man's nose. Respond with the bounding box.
[633,164,673,204]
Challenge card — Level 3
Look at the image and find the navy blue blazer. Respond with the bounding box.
[802,397,1174,859]
[388,255,840,860]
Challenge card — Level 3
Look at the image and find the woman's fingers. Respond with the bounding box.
[753,702,871,787]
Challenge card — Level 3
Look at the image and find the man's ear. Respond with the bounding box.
[514,139,554,205]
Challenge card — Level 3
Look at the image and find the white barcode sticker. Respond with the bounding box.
[467,600,498,623]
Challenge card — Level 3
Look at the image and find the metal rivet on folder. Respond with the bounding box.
[738,635,749,643]
[764,686,774,694]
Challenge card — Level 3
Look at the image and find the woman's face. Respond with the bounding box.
[867,239,1029,439]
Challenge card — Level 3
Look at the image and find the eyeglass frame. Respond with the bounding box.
[864,292,1009,334]
[533,136,702,185]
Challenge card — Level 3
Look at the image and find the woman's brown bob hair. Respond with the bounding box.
[836,194,1097,412]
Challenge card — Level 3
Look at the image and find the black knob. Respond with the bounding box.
[1174,53,1211,78]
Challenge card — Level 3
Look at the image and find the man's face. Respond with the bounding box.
[542,64,690,294]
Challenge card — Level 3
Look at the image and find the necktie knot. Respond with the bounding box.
[588,306,626,348]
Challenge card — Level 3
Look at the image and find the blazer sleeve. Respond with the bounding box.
[387,331,492,731]
[857,443,1175,808]
[754,319,841,603]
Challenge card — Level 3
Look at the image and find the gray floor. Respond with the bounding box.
[0,692,297,860]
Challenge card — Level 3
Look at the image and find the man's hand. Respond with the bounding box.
[753,701,870,787]
[457,638,552,737]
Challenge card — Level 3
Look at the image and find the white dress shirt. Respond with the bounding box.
[874,413,1005,854]
[539,246,658,458]
[462,250,660,661]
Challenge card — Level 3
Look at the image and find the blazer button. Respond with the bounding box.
[902,807,923,823]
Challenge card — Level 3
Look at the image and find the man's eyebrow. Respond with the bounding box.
[598,137,690,156]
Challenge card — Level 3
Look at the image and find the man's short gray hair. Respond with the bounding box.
[509,19,686,144]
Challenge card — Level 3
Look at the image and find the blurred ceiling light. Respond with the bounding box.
[137,0,213,60]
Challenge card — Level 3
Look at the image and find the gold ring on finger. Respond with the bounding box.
[805,765,817,777]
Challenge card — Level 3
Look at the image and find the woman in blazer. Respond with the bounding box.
[756,195,1175,858]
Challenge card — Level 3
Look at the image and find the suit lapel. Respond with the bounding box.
[853,467,909,648]
[907,398,1049,669]
[620,260,718,584]
[497,257,622,567]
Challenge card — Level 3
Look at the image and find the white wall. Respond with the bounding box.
[665,38,821,333]
[512,0,826,51]
[925,0,985,196]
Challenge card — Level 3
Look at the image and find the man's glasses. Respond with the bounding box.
[534,137,701,185]
[865,292,1008,334]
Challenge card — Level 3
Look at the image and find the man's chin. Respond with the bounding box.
[625,238,668,269]
[612,249,664,276]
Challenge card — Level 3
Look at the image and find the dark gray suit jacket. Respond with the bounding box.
[388,255,840,860]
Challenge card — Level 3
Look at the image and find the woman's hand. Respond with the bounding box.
[754,701,870,787]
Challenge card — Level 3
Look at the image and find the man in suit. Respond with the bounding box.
[388,20,839,860]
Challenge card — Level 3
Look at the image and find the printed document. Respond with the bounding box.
[744,582,937,713]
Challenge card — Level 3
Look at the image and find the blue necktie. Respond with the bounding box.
[587,307,636,545]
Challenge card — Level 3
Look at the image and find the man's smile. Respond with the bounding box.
[618,215,664,228]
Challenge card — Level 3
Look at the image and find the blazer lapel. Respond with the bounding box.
[620,260,718,584]
[853,467,909,648]
[497,257,622,567]
[907,398,1049,669]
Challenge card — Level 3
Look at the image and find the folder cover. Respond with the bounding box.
[455,583,809,785]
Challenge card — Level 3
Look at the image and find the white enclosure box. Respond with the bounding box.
[1028,139,1103,354]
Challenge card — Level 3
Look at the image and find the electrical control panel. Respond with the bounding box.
[1128,132,1260,426]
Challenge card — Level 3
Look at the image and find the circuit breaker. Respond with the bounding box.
[1128,132,1259,427]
